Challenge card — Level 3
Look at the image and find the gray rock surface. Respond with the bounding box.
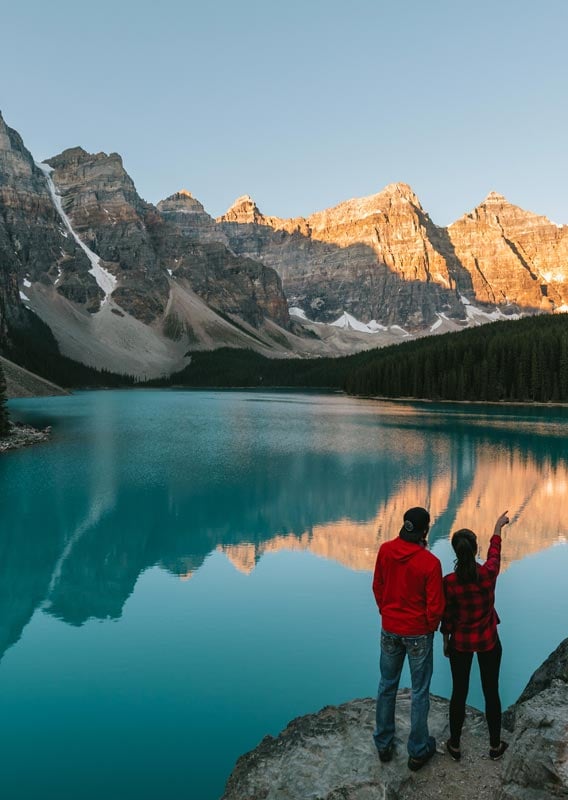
[499,637,568,799]
[0,421,51,452]
[222,639,568,800]
[0,110,98,338]
[0,354,68,398]
[3,107,568,375]
[216,185,568,328]
[0,111,292,374]
[222,691,503,800]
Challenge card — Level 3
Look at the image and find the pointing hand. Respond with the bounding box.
[494,511,510,533]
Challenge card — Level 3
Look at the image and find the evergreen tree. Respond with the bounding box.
[0,362,10,437]
[343,314,568,403]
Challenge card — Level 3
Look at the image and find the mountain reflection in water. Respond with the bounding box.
[1,390,567,664]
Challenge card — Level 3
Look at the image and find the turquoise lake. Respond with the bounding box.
[1,389,568,799]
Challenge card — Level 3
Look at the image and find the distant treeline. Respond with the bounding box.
[344,314,568,402]
[3,309,568,404]
[149,314,568,404]
[145,347,374,389]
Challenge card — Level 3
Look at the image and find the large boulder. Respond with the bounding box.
[222,639,568,800]
[221,690,504,800]
[499,638,568,799]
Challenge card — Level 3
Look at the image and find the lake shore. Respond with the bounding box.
[365,393,568,408]
[0,421,52,453]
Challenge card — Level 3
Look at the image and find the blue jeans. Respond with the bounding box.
[374,629,435,759]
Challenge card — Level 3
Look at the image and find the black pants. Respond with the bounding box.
[449,638,502,747]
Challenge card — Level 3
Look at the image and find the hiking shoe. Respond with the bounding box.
[408,748,435,771]
[378,743,394,763]
[446,739,461,761]
[489,741,508,761]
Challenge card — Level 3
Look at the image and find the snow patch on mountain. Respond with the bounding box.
[367,319,387,331]
[36,161,117,302]
[389,325,411,337]
[331,312,378,333]
[464,304,521,323]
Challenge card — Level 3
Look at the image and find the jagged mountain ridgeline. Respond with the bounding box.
[1,110,567,378]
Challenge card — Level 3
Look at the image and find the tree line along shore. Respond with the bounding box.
[1,314,568,415]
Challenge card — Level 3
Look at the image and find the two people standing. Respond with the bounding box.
[372,506,509,769]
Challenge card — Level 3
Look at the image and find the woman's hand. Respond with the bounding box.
[494,511,510,536]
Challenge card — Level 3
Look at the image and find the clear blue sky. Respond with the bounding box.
[2,0,567,225]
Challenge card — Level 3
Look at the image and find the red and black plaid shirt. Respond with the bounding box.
[441,534,501,652]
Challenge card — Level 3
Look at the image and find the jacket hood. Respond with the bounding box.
[389,536,427,562]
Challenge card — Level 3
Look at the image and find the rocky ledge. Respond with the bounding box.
[222,638,568,800]
[0,421,51,453]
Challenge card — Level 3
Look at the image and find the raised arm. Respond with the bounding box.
[485,510,509,578]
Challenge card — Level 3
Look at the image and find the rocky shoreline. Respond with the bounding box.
[0,421,51,453]
[222,637,568,800]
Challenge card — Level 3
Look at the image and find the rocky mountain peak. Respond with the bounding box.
[483,190,508,204]
[381,181,421,204]
[0,110,11,150]
[46,146,89,166]
[219,194,265,224]
[0,112,30,160]
[157,190,209,216]
[462,192,537,226]
[47,147,125,171]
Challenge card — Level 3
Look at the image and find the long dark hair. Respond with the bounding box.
[451,528,478,584]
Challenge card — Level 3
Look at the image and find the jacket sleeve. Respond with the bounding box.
[372,548,383,612]
[425,559,445,632]
[440,577,455,634]
[484,534,502,580]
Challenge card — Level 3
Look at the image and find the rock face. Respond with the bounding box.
[154,191,289,329]
[217,186,568,328]
[44,150,290,330]
[45,146,167,322]
[156,190,229,244]
[222,691,503,800]
[218,185,470,328]
[448,192,568,312]
[500,638,568,800]
[0,111,292,376]
[222,639,568,800]
[3,107,568,375]
[0,111,97,337]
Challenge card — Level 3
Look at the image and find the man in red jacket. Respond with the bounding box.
[372,507,445,771]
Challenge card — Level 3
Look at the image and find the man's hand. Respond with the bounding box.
[443,634,450,658]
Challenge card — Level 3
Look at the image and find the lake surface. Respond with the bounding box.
[1,389,567,800]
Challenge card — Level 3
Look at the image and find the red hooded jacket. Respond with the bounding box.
[373,536,445,635]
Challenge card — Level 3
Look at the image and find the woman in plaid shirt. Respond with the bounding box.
[441,511,510,762]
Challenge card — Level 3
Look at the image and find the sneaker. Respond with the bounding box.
[378,742,394,763]
[489,741,508,761]
[408,747,435,772]
[446,739,461,762]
